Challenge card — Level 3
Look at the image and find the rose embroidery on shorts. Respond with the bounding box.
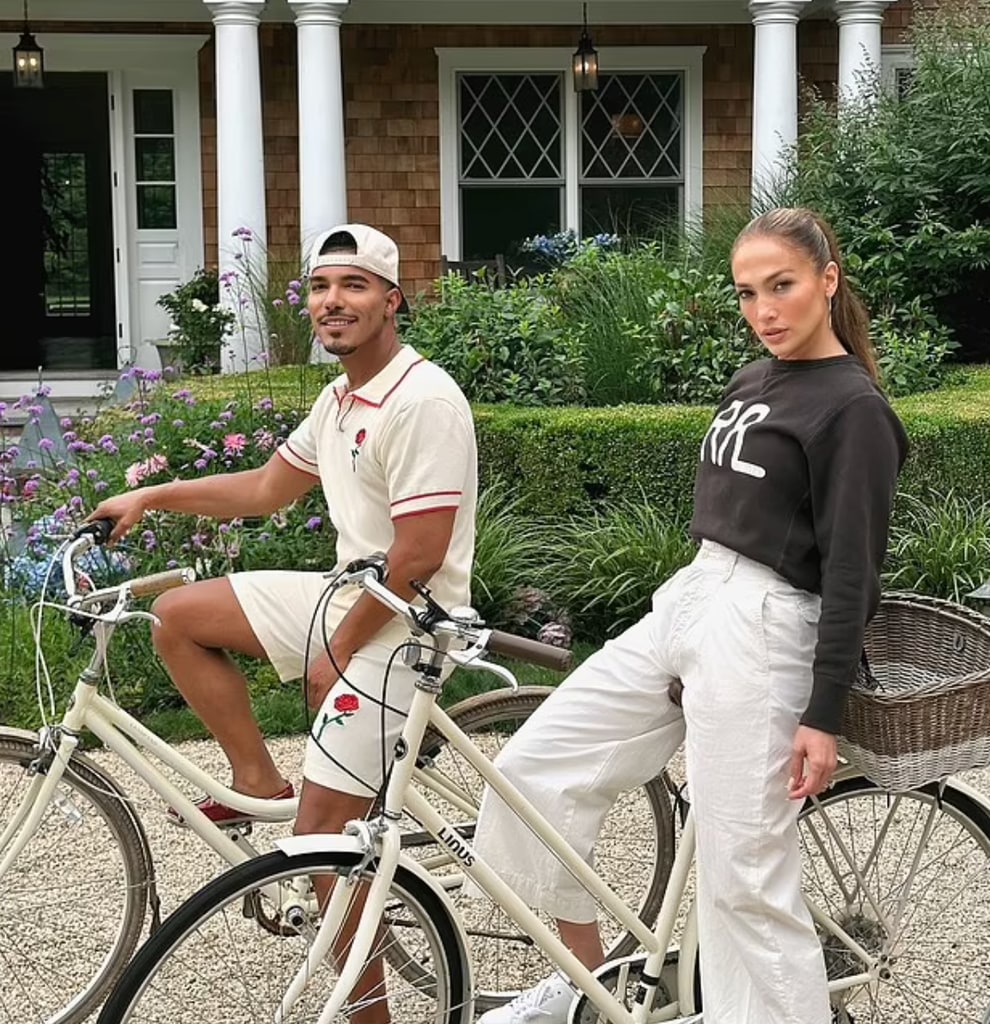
[315,692,361,740]
[351,428,367,472]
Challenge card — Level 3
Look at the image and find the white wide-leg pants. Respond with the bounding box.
[472,541,831,1024]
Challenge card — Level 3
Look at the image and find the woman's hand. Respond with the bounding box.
[787,725,838,800]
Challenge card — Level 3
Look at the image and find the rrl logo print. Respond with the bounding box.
[700,400,770,479]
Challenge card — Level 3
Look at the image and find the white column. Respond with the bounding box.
[204,0,268,372]
[835,0,892,104]
[289,0,350,253]
[749,0,811,204]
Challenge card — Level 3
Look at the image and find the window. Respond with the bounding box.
[881,46,916,100]
[439,47,705,261]
[133,88,177,229]
[580,73,684,237]
[42,152,91,316]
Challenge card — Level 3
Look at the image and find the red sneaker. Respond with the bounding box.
[166,782,295,828]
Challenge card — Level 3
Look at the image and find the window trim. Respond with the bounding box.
[437,46,705,259]
[881,44,915,97]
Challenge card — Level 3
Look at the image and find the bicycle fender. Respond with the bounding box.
[274,832,477,1017]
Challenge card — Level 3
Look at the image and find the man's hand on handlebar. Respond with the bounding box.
[86,493,149,543]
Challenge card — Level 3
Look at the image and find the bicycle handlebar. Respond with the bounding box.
[355,570,572,673]
[487,629,572,671]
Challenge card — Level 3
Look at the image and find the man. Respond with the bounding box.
[90,223,477,843]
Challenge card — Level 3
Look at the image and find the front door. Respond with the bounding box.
[0,72,115,371]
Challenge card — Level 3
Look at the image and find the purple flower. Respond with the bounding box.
[193,458,208,470]
[232,226,253,241]
[218,522,231,534]
[167,559,179,569]
[22,479,39,497]
[94,481,108,492]
[38,438,55,452]
[191,532,207,549]
[172,389,192,400]
[66,468,80,484]
[142,530,157,551]
[298,307,310,317]
[305,516,322,531]
[144,427,156,439]
[62,431,78,442]
[60,417,73,429]
[86,469,98,480]
[287,292,301,306]
[0,403,7,417]
[272,298,284,308]
[172,419,185,428]
[257,397,273,411]
[288,280,302,291]
[140,413,161,426]
[219,410,234,422]
[69,495,84,509]
[128,432,142,443]
[28,404,44,417]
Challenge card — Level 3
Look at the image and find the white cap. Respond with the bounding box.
[307,224,409,312]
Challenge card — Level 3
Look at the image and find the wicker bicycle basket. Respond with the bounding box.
[840,592,990,790]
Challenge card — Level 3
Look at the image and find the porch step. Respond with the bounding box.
[0,371,119,436]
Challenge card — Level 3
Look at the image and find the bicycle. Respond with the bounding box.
[98,559,990,1024]
[0,524,674,1024]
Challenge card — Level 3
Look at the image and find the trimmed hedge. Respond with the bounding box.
[474,368,990,521]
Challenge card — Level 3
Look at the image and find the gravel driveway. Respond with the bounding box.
[6,732,990,1022]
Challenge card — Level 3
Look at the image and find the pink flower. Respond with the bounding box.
[124,454,170,488]
[223,432,247,456]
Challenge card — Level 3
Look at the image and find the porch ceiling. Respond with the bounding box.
[0,0,833,26]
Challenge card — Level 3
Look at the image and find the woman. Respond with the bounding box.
[472,207,908,1024]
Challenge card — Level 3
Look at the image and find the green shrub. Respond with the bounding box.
[474,403,711,520]
[403,274,585,406]
[468,479,547,629]
[542,500,695,641]
[546,247,758,405]
[156,269,234,372]
[874,298,959,397]
[778,0,990,358]
[884,490,990,603]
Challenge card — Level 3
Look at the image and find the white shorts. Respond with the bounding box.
[229,570,422,797]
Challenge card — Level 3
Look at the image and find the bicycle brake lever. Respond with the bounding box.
[446,646,519,690]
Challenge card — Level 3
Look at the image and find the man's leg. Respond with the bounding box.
[151,578,289,797]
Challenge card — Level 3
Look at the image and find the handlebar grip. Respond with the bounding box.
[129,567,196,598]
[74,519,115,546]
[487,630,572,672]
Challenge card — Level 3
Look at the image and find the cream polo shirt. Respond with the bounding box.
[276,344,477,619]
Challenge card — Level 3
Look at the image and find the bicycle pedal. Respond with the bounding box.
[224,821,254,837]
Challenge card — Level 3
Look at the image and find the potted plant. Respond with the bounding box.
[155,269,235,374]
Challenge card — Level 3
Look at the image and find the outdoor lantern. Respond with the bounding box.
[572,3,598,93]
[13,0,44,89]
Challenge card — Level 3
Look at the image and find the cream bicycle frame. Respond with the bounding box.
[274,571,914,1024]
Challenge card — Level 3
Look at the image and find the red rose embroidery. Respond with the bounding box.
[334,693,360,713]
[355,428,366,446]
[351,428,367,472]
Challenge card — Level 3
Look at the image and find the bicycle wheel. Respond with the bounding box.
[409,686,675,1010]
[98,849,470,1024]
[800,776,990,1023]
[0,730,149,1024]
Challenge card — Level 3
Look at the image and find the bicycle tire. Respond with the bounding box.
[408,686,675,1010]
[97,849,471,1024]
[800,776,990,1024]
[0,731,150,1024]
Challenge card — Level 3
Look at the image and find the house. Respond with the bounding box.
[1,0,918,395]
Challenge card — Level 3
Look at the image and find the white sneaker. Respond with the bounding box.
[477,976,575,1024]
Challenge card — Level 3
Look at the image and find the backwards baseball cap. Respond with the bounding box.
[306,223,409,314]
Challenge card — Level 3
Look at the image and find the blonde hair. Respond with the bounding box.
[732,207,877,381]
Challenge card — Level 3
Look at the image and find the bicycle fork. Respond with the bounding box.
[0,728,82,880]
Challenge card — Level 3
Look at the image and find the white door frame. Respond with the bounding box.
[0,33,209,367]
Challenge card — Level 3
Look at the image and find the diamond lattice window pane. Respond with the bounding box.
[460,74,563,181]
[581,73,684,181]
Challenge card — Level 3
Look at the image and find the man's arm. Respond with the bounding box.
[304,508,456,708]
[89,451,318,541]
